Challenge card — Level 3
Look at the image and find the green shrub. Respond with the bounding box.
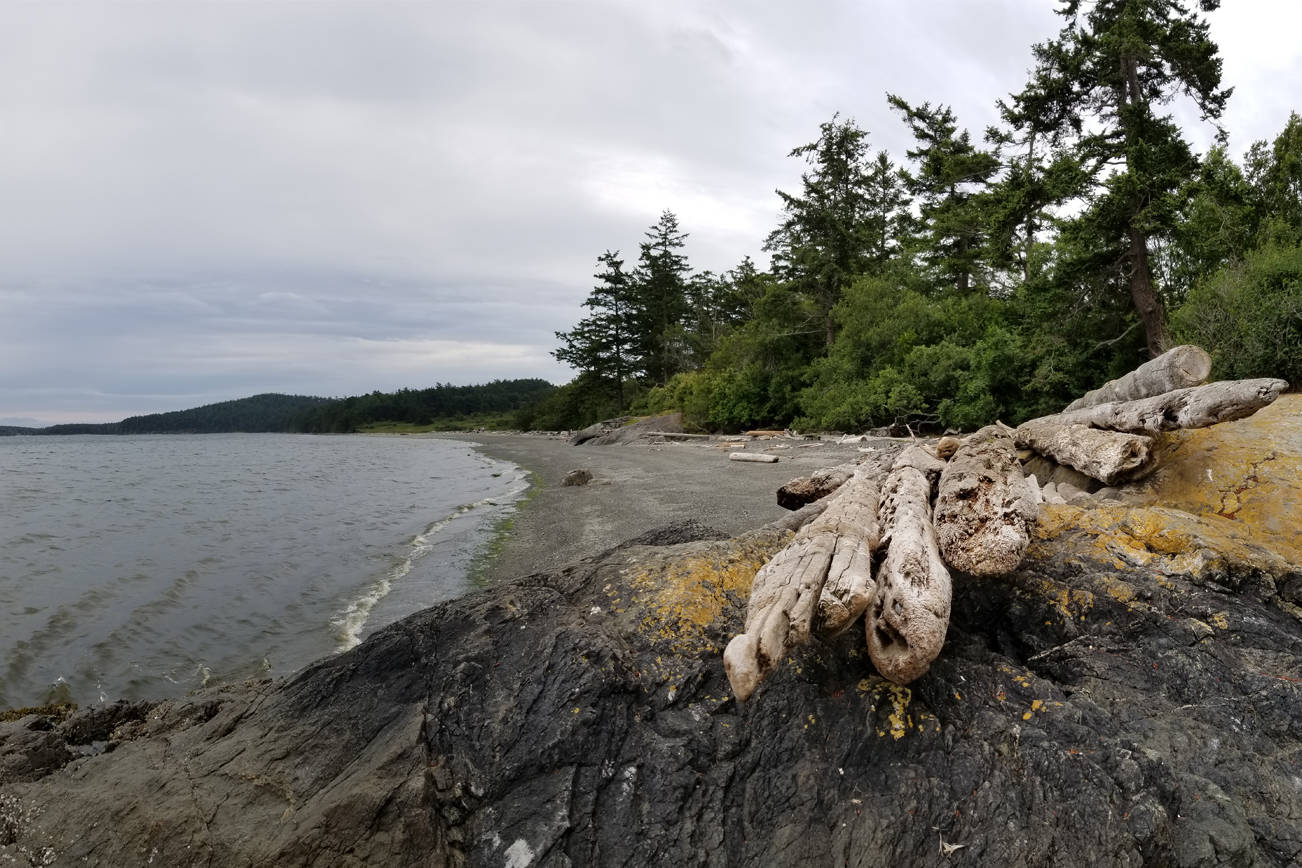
[1171,242,1302,387]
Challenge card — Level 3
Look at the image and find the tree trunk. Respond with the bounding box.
[1014,419,1154,485]
[865,447,952,685]
[1053,378,1288,435]
[1064,345,1212,411]
[1128,227,1170,358]
[933,426,1038,576]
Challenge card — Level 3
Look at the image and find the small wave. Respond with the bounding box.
[330,494,513,652]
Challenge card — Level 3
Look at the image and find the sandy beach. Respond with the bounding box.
[436,432,871,583]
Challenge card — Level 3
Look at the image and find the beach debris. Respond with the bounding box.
[562,468,593,486]
[1014,419,1153,485]
[1063,344,1211,411]
[865,448,952,684]
[723,465,883,700]
[729,452,779,463]
[776,463,858,510]
[934,426,1038,576]
[724,345,1292,699]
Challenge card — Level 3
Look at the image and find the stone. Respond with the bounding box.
[562,468,593,487]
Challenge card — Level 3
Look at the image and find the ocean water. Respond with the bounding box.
[0,433,529,709]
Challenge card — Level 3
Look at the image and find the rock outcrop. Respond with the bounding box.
[2,401,1301,867]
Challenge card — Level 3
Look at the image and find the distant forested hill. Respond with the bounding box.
[293,379,556,433]
[0,394,331,436]
[116,394,331,433]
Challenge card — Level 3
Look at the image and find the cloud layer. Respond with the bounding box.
[1,1,1295,423]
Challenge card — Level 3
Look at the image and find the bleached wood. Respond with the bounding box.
[729,452,780,463]
[933,426,1039,576]
[776,462,857,510]
[1054,378,1287,435]
[1014,418,1155,485]
[1064,344,1212,411]
[865,451,952,685]
[724,466,884,701]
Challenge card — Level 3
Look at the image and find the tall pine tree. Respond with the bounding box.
[1005,0,1231,356]
[765,116,879,347]
[553,251,637,411]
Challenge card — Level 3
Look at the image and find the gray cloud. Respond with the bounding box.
[1,1,1296,424]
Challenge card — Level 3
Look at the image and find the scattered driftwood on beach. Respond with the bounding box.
[724,343,1290,699]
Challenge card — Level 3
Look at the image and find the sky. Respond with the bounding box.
[2,1,1298,426]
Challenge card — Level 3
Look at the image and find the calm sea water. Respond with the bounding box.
[0,433,528,709]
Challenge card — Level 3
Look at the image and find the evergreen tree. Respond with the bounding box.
[889,96,1000,295]
[553,251,638,411]
[765,116,878,347]
[864,151,912,268]
[1245,111,1302,247]
[1004,0,1231,356]
[633,211,692,386]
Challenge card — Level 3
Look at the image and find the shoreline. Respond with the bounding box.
[430,431,871,585]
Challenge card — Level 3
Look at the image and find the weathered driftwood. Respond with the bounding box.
[729,452,779,463]
[1064,344,1212,411]
[1014,419,1154,485]
[724,469,881,701]
[776,463,857,510]
[865,447,952,685]
[813,468,885,636]
[933,426,1038,576]
[1053,378,1287,435]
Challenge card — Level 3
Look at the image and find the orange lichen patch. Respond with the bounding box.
[1032,503,1291,582]
[1121,394,1302,562]
[612,532,790,685]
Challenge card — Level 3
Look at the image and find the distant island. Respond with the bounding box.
[0,379,557,436]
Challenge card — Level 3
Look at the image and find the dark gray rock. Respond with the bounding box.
[561,468,593,487]
[3,507,1301,867]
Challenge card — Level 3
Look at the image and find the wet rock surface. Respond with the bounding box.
[3,408,1301,867]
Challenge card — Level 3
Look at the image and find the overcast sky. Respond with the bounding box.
[2,1,1298,425]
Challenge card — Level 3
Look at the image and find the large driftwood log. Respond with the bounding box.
[933,426,1038,576]
[866,447,952,685]
[1064,344,1212,411]
[1014,419,1154,485]
[776,462,858,510]
[1053,378,1287,435]
[724,468,882,701]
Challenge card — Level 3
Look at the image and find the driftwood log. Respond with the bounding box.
[1064,344,1211,411]
[776,463,857,510]
[1052,378,1288,435]
[866,447,952,685]
[723,466,881,701]
[1014,419,1154,485]
[726,345,1289,699]
[933,426,1038,576]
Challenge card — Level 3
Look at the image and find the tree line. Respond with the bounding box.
[541,0,1300,434]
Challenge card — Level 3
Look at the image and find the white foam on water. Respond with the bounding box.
[329,475,527,653]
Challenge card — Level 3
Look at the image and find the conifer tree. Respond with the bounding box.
[889,96,1000,295]
[1005,0,1231,356]
[765,116,878,347]
[553,251,637,411]
[633,211,691,385]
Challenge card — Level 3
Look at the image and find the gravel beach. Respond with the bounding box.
[436,432,871,583]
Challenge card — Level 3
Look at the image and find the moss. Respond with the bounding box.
[0,702,76,723]
[467,466,543,587]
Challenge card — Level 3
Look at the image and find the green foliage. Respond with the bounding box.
[1172,242,1302,387]
[296,380,556,434]
[765,116,889,347]
[553,251,637,411]
[513,373,633,431]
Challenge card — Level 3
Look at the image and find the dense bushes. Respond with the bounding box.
[1172,243,1302,387]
